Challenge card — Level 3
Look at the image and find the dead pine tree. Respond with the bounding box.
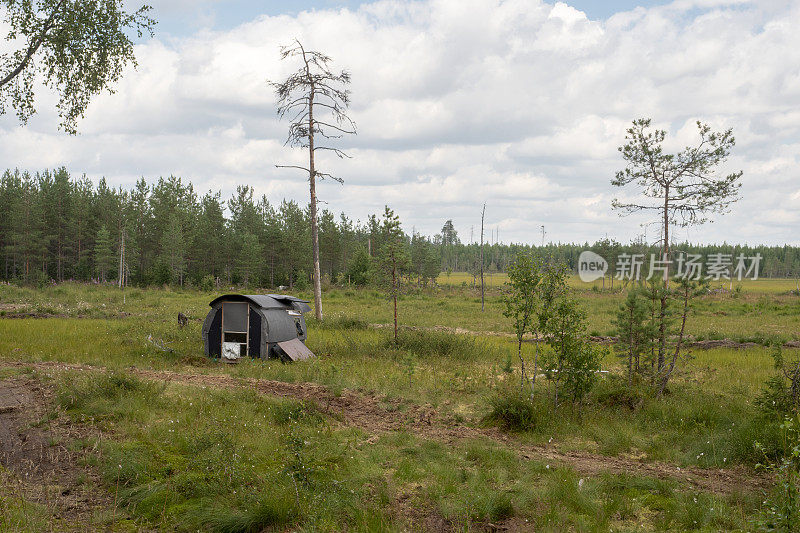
[271,40,356,321]
[612,118,741,391]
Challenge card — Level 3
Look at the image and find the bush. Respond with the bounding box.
[483,389,543,432]
[754,416,800,531]
[592,375,648,410]
[756,346,800,415]
[757,377,796,415]
[199,274,216,292]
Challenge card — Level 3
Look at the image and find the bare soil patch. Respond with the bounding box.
[2,360,769,498]
[0,376,121,530]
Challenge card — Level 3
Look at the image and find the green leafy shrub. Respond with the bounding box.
[756,346,800,415]
[755,416,800,531]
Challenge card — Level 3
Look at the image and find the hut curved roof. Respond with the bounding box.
[208,294,312,313]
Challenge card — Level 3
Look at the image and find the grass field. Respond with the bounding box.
[0,279,798,531]
[440,272,800,294]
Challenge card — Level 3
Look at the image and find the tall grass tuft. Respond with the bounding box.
[57,371,164,418]
[483,388,545,432]
[313,314,370,331]
[191,496,298,533]
[385,329,486,360]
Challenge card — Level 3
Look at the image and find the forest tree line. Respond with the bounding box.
[1,168,799,288]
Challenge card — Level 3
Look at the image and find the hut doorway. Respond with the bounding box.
[222,302,249,359]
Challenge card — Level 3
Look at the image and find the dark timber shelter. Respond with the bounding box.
[202,294,315,362]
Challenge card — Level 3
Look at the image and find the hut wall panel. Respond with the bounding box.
[249,307,262,357]
[208,309,222,356]
[264,309,297,343]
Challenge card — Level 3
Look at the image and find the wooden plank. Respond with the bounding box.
[276,338,315,361]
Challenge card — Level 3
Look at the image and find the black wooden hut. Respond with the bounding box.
[202,294,315,362]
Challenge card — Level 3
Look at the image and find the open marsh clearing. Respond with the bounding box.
[0,280,797,531]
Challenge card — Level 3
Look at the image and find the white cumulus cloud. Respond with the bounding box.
[1,0,798,246]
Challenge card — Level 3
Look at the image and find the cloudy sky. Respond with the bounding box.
[1,0,798,246]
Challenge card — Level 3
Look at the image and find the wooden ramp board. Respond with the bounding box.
[277,338,315,361]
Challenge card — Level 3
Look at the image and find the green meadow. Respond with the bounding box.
[0,278,797,531]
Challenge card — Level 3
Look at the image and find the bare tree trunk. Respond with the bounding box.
[663,189,670,286]
[392,253,398,343]
[659,282,689,396]
[57,196,63,281]
[554,372,560,411]
[306,67,323,321]
[531,338,539,396]
[480,203,485,312]
[117,229,125,289]
[657,190,670,374]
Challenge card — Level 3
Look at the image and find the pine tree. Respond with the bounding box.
[195,191,227,280]
[279,200,309,288]
[238,232,263,287]
[611,287,656,384]
[39,168,73,281]
[93,225,115,282]
[346,245,371,286]
[261,196,281,287]
[72,177,94,280]
[9,172,48,282]
[375,207,410,343]
[159,215,186,286]
[0,169,23,279]
[319,209,341,281]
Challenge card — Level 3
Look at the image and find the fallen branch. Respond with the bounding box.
[146,335,173,353]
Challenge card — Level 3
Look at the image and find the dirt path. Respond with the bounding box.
[0,376,128,531]
[3,360,770,499]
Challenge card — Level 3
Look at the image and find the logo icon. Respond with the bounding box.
[578,251,607,282]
